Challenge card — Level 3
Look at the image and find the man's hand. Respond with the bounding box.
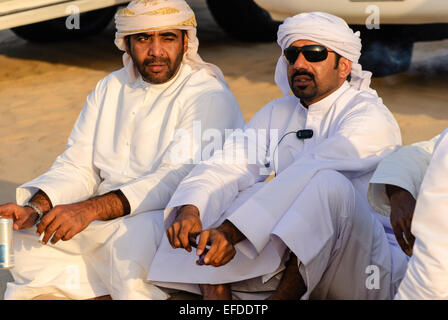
[36,202,96,245]
[0,203,39,230]
[32,190,128,245]
[166,205,202,252]
[196,220,245,267]
[386,184,417,256]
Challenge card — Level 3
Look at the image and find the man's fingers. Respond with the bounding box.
[197,230,210,257]
[0,203,18,219]
[203,246,227,267]
[392,224,409,255]
[166,227,175,247]
[62,228,76,241]
[40,217,62,245]
[216,244,236,266]
[14,215,28,230]
[398,219,412,247]
[189,235,198,246]
[403,226,414,245]
[171,223,182,248]
[50,224,71,244]
[166,223,182,248]
[209,240,235,267]
[403,225,415,254]
[36,210,56,236]
[15,210,36,229]
[197,231,234,266]
[196,230,232,267]
[0,204,39,230]
[219,253,236,266]
[50,230,63,245]
[202,235,224,266]
[178,226,192,252]
[404,218,416,244]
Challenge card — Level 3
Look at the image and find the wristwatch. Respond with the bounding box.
[24,202,44,223]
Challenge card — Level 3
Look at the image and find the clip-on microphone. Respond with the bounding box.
[296,129,313,140]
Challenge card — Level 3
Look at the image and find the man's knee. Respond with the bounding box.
[114,211,165,250]
[311,169,352,190]
[309,169,355,209]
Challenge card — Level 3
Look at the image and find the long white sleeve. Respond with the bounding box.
[368,135,439,217]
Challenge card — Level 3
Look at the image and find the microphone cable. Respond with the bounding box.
[266,129,313,176]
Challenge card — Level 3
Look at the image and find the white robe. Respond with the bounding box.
[148,81,407,299]
[393,129,448,299]
[5,63,244,300]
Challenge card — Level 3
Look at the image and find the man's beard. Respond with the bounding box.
[131,49,184,84]
[289,69,318,102]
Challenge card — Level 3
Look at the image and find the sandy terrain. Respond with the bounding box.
[0,0,447,299]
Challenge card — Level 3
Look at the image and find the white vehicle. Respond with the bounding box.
[0,0,129,42]
[1,0,447,76]
[254,0,448,24]
[206,0,448,76]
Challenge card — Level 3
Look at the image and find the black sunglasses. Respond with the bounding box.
[283,45,336,64]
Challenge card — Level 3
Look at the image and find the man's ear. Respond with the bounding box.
[339,57,352,81]
[183,31,188,53]
[124,35,131,55]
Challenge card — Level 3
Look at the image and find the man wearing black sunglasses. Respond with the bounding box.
[283,42,352,108]
[148,12,407,300]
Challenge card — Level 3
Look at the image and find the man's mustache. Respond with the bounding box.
[291,70,315,82]
[144,58,170,66]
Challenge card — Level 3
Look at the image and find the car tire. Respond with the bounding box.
[206,0,280,42]
[11,6,118,43]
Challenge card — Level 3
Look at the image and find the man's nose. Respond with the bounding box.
[148,38,163,56]
[293,51,309,69]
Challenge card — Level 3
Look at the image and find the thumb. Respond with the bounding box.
[13,214,28,230]
[12,222,20,231]
[197,230,209,256]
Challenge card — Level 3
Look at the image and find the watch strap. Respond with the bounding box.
[24,202,44,219]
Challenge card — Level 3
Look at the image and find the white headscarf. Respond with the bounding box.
[275,11,377,96]
[114,0,227,85]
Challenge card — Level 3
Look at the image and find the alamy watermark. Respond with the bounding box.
[65,265,81,290]
[65,5,80,30]
[365,265,381,290]
[168,121,280,175]
[365,5,381,30]
[64,4,381,31]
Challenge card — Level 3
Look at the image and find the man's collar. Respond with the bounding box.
[300,81,351,114]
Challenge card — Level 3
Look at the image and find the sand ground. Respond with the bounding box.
[0,0,447,299]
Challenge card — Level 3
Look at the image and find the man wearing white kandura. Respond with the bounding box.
[147,12,408,300]
[369,130,448,299]
[0,0,243,300]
